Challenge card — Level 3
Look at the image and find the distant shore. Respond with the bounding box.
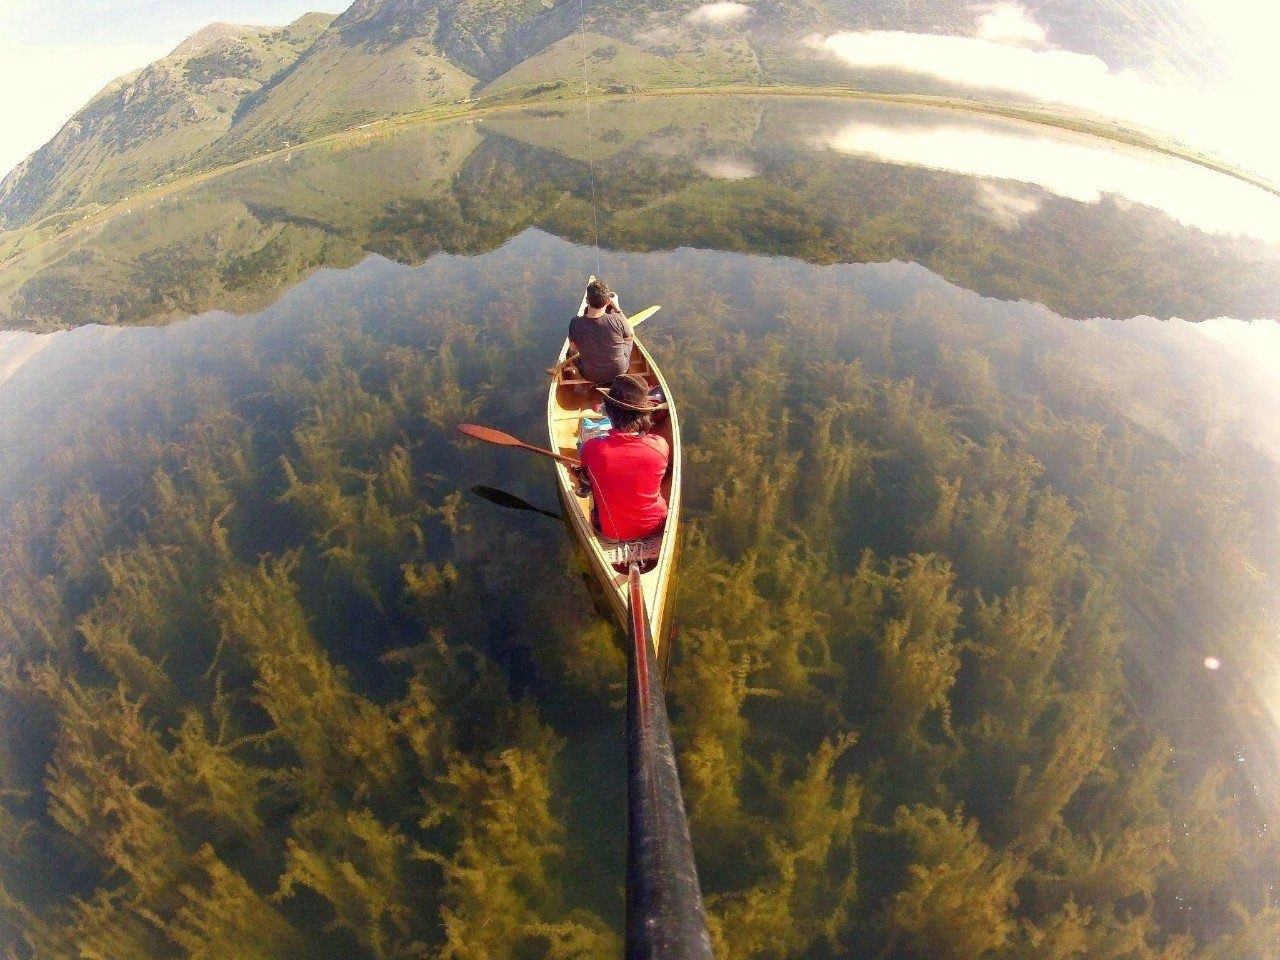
[2,84,1275,271]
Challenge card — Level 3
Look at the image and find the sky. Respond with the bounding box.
[0,0,339,179]
[815,1,1280,184]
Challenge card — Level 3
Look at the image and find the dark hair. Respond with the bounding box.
[586,280,612,310]
[605,399,653,435]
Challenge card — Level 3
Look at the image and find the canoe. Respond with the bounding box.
[546,283,682,663]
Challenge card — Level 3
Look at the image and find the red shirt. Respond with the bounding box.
[580,431,669,541]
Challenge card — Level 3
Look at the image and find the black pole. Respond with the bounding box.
[625,565,714,960]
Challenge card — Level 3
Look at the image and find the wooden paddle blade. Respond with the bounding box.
[456,423,523,447]
[457,422,582,468]
[629,305,661,327]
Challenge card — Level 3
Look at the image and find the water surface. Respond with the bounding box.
[1,96,1278,960]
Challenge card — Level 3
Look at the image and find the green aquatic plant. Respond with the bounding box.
[0,247,1277,959]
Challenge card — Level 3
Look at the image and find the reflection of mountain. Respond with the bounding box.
[2,96,1276,331]
[1,122,482,329]
[0,0,1227,231]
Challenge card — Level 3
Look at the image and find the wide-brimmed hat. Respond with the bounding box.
[596,374,667,412]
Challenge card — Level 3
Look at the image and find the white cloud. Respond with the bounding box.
[821,115,1280,242]
[814,30,1280,186]
[686,2,753,26]
[819,31,1138,105]
[695,158,759,179]
[974,3,1046,46]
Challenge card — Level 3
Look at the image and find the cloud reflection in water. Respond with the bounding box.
[820,115,1280,243]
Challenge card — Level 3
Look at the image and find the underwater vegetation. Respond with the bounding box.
[1,238,1277,958]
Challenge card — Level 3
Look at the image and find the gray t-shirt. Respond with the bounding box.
[569,311,634,383]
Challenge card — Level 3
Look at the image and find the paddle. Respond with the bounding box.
[626,304,662,328]
[547,304,662,376]
[624,563,713,960]
[456,423,581,468]
[470,485,562,520]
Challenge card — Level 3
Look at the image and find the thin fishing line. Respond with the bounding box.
[578,0,601,276]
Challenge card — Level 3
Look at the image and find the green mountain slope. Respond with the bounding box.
[0,14,335,229]
[482,31,762,101]
[220,1,478,157]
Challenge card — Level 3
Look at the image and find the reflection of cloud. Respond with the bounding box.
[0,332,59,385]
[686,2,752,25]
[814,30,1280,186]
[695,157,759,179]
[976,181,1042,225]
[821,117,1280,242]
[633,25,678,47]
[1198,316,1280,369]
[974,3,1046,46]
[1192,317,1280,461]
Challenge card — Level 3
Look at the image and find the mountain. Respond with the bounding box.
[0,0,1228,233]
[221,1,478,156]
[0,14,335,230]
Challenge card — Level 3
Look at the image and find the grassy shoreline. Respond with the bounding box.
[2,83,1274,271]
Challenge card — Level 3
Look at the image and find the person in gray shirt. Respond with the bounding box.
[568,279,634,384]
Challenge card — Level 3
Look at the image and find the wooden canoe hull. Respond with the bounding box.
[546,309,681,659]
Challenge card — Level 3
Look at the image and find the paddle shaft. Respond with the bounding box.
[511,439,580,468]
[456,424,581,468]
[625,565,713,960]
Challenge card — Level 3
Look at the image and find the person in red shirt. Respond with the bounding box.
[575,374,669,542]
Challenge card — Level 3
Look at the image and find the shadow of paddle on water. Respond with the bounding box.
[470,485,563,521]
